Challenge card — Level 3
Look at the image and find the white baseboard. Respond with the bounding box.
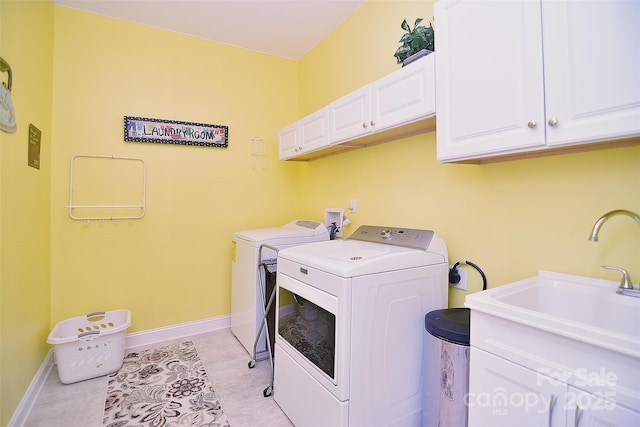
[9,314,231,427]
[125,314,230,350]
[8,350,55,427]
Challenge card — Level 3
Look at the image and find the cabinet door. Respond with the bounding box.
[278,121,300,160]
[542,0,640,147]
[299,107,330,154]
[329,86,371,144]
[468,347,565,427]
[567,387,640,426]
[435,0,546,162]
[371,54,435,132]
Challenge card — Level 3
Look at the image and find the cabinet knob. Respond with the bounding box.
[527,120,537,129]
[370,120,375,127]
[548,118,558,127]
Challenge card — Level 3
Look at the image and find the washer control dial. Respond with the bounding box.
[349,226,435,250]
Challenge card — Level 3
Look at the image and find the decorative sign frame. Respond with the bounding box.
[124,116,228,148]
[28,123,41,169]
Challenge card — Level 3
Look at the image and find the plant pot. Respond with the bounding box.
[403,49,432,67]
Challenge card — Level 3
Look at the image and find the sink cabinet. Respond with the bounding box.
[435,0,640,163]
[567,386,640,426]
[469,347,564,426]
[467,310,640,426]
[465,271,640,425]
[469,347,640,426]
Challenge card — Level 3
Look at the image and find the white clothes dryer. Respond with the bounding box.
[273,225,448,427]
[231,220,328,359]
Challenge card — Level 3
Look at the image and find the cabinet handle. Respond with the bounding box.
[362,122,367,129]
[527,120,537,129]
[548,118,558,127]
[574,405,583,427]
[370,120,375,127]
[547,394,557,427]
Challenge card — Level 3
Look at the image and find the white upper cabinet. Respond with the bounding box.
[279,55,436,161]
[328,85,371,144]
[371,55,436,133]
[541,0,640,147]
[278,107,330,160]
[435,0,640,163]
[435,0,545,160]
[329,54,436,144]
[278,121,300,160]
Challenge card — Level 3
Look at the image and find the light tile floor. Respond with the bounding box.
[25,329,294,426]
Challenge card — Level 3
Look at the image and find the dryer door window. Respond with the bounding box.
[276,274,338,383]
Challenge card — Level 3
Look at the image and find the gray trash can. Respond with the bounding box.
[425,308,470,427]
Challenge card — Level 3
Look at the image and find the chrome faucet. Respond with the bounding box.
[588,209,640,241]
[588,209,640,298]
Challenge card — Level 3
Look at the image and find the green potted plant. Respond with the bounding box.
[393,18,435,66]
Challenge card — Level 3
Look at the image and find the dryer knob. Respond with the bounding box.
[380,229,392,239]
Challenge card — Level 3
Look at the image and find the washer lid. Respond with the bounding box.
[233,220,328,246]
[278,237,447,277]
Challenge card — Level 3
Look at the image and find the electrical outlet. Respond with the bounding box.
[449,266,467,291]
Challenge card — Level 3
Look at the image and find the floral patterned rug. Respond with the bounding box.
[102,341,231,427]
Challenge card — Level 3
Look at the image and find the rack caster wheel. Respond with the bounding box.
[248,360,256,369]
[263,386,273,397]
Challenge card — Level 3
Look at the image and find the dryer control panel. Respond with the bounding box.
[347,225,435,250]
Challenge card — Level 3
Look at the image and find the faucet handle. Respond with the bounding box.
[602,266,635,290]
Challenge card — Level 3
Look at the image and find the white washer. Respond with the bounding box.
[231,220,329,359]
[274,225,448,427]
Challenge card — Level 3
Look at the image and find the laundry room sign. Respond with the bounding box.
[124,116,228,148]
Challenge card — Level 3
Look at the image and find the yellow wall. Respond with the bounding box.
[299,0,426,114]
[49,7,305,332]
[297,0,640,307]
[1,0,639,422]
[0,1,53,424]
[296,134,640,307]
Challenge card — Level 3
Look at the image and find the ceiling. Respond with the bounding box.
[53,0,367,60]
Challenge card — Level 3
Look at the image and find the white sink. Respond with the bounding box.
[465,271,640,358]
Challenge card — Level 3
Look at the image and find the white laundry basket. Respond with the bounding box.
[47,310,131,384]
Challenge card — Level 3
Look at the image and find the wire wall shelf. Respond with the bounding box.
[66,154,146,221]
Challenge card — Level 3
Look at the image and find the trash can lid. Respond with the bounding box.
[425,308,470,346]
